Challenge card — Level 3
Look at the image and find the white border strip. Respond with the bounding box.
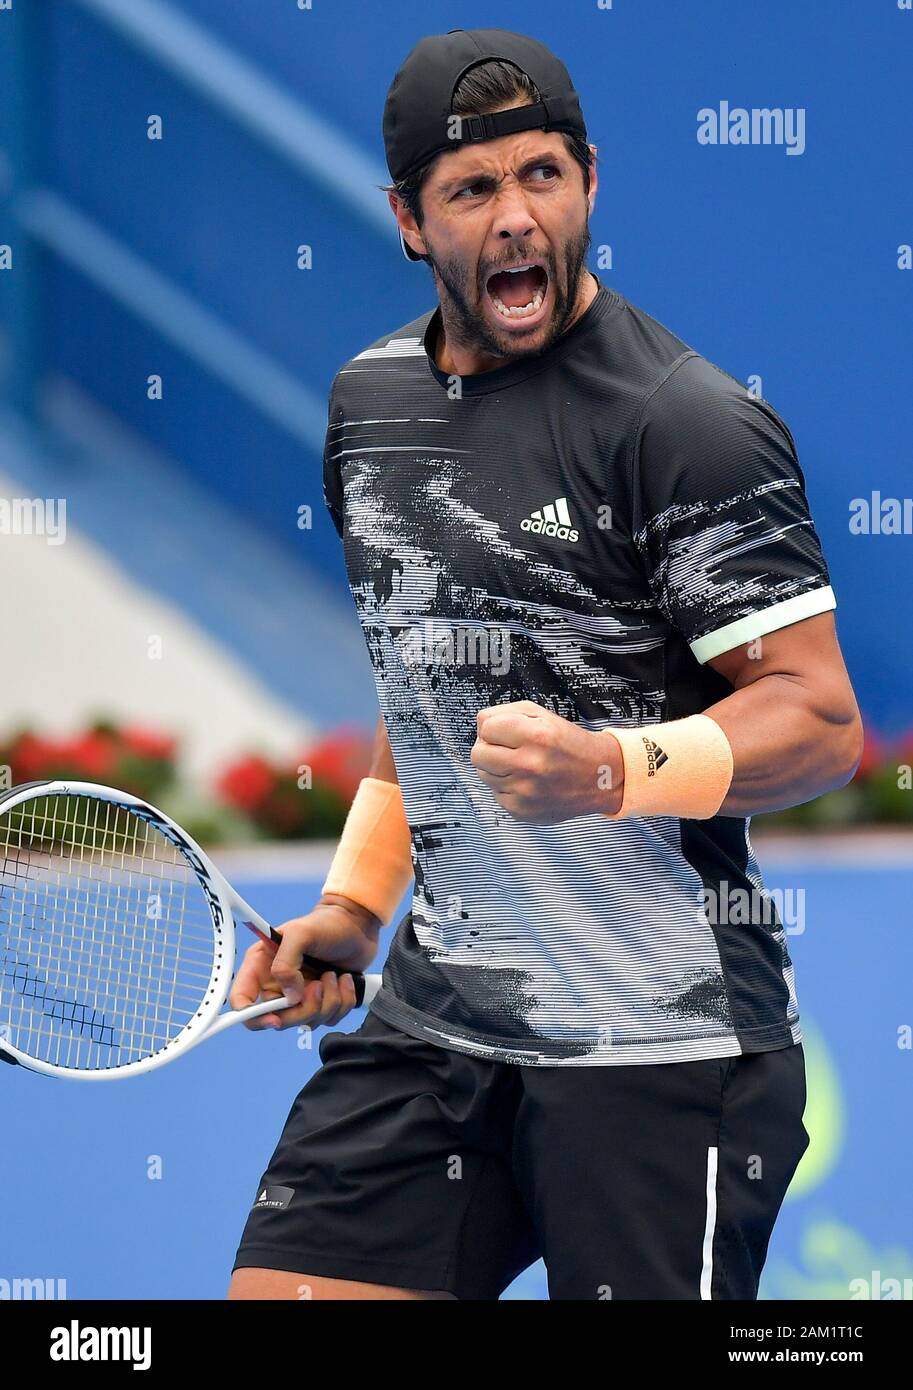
[754,831,913,868]
[700,1144,719,1300]
[213,841,337,882]
[206,832,913,881]
[690,585,837,665]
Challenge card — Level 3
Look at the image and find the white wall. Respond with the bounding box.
[0,469,313,783]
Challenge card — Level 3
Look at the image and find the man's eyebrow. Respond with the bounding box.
[436,151,565,195]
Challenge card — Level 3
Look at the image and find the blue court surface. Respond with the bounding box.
[1,842,910,1302]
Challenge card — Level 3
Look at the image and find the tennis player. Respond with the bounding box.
[228,28,863,1301]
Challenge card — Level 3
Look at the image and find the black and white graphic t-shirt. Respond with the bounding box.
[323,275,835,1066]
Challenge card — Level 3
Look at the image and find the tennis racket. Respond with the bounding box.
[0,780,381,1080]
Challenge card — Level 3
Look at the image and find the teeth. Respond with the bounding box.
[490,285,545,318]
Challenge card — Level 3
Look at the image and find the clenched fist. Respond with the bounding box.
[470,700,624,823]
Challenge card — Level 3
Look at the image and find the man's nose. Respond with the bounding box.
[491,186,539,245]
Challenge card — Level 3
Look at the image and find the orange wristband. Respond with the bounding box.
[321,777,414,926]
[603,714,734,821]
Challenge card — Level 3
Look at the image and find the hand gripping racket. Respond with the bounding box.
[0,780,381,1080]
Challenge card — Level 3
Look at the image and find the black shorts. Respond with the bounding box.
[232,1011,809,1300]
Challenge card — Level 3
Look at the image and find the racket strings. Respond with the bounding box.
[0,793,219,1070]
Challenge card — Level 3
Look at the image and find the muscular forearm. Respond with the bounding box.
[690,617,865,818]
[470,614,866,824]
[700,674,863,816]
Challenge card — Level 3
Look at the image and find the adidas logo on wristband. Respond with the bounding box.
[642,738,669,776]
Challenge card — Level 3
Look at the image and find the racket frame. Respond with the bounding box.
[0,780,361,1080]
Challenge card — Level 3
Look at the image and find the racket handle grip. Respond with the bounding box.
[246,922,376,1009]
[298,952,370,1008]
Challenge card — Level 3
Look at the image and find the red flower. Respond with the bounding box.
[300,726,373,804]
[217,755,277,812]
[852,725,886,782]
[57,732,118,779]
[887,725,913,772]
[121,726,177,761]
[8,731,56,781]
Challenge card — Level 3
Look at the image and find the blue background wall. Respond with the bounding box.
[2,0,911,732]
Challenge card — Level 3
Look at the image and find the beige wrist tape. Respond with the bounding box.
[321,777,414,925]
[603,714,734,821]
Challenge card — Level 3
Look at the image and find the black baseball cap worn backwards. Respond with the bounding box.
[383,28,588,261]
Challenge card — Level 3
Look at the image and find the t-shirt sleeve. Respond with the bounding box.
[632,354,836,665]
[321,377,345,540]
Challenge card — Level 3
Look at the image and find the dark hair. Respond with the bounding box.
[379,60,595,264]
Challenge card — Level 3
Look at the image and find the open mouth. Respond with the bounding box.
[484,262,549,323]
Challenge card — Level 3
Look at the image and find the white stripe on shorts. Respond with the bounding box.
[700,1145,719,1299]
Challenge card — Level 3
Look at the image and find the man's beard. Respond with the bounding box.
[426,221,593,364]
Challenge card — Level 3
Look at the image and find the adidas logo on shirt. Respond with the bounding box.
[520,496,579,543]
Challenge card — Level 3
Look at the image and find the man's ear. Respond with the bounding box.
[586,144,598,215]
[388,192,426,260]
